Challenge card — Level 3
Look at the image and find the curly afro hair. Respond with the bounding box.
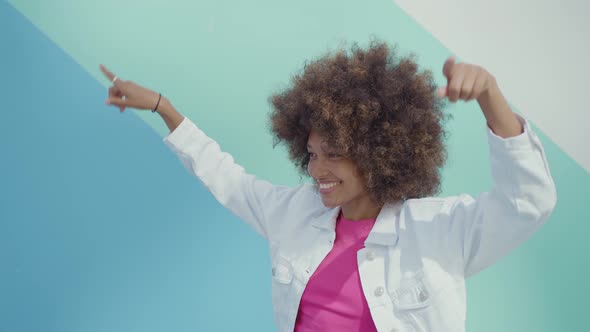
[268,38,450,206]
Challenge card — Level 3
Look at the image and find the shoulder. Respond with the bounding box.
[265,182,325,213]
[402,194,472,221]
[264,183,329,240]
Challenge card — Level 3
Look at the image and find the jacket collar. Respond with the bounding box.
[311,201,403,247]
[310,206,341,231]
[365,201,402,247]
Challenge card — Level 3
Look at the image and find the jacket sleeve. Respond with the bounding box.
[162,116,299,240]
[448,114,557,278]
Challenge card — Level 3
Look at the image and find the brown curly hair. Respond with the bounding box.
[268,38,450,205]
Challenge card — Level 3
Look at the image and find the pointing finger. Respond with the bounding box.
[99,64,121,85]
[442,56,456,80]
[99,64,114,80]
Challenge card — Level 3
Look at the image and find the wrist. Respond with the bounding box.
[477,80,505,121]
[156,97,174,116]
[476,80,522,138]
[155,96,184,133]
[477,76,499,105]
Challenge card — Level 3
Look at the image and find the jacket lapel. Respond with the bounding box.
[310,206,341,230]
[364,201,403,247]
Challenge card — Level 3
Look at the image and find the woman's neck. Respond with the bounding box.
[340,199,382,221]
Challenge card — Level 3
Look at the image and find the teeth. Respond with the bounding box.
[319,182,339,189]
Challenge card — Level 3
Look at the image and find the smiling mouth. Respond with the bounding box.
[318,181,341,194]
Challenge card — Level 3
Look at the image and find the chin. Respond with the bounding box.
[321,198,339,209]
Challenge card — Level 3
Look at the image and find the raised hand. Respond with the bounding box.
[436,57,496,103]
[99,64,161,113]
[435,57,522,137]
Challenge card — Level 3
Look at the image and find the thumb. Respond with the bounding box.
[105,97,129,112]
[105,97,128,107]
[437,86,447,98]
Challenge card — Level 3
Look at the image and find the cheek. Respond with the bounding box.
[341,167,364,190]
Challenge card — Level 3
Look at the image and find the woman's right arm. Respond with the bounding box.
[99,64,307,239]
[161,111,307,239]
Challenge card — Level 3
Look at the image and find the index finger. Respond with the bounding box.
[442,56,456,80]
[99,64,116,82]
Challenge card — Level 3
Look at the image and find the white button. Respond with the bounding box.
[391,329,399,332]
[366,250,375,261]
[374,286,384,297]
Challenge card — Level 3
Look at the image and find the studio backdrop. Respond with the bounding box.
[1,0,588,331]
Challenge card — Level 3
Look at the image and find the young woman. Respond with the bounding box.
[100,40,556,332]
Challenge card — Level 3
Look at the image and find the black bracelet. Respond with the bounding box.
[152,93,162,113]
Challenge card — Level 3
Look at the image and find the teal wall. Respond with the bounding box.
[2,0,588,331]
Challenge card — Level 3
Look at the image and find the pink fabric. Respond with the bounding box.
[294,212,377,332]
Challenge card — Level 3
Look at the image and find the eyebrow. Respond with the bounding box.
[307,143,329,151]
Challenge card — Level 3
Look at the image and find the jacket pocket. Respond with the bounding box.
[390,271,462,332]
[391,274,432,332]
[390,271,435,332]
[271,253,294,322]
[392,281,431,310]
[272,254,294,284]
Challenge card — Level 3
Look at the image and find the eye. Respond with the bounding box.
[308,152,317,159]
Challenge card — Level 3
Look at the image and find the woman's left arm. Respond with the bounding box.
[437,56,522,138]
[437,57,557,277]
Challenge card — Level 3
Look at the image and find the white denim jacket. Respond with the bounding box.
[163,114,556,332]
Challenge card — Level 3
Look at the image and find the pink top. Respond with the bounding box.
[294,211,378,332]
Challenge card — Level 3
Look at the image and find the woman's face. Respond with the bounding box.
[306,129,373,211]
